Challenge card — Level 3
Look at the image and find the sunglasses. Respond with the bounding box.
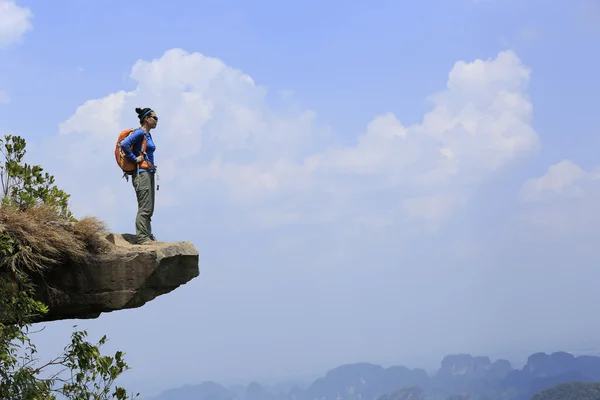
[150,116,158,121]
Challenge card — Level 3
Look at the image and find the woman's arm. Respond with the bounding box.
[120,129,144,163]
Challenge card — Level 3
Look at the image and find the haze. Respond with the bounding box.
[1,0,599,397]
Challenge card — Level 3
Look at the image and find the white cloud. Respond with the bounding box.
[520,159,591,202]
[0,0,33,49]
[312,50,537,187]
[518,159,600,236]
[403,193,466,225]
[38,48,538,236]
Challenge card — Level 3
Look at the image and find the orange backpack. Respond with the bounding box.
[115,128,153,174]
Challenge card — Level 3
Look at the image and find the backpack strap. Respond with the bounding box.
[140,131,156,170]
[141,134,147,154]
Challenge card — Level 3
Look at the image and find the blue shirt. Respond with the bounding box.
[120,128,156,173]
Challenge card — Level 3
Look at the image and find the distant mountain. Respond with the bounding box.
[145,381,236,400]
[303,362,429,400]
[142,351,600,400]
[430,354,514,398]
[377,386,426,400]
[530,381,600,400]
[501,351,600,400]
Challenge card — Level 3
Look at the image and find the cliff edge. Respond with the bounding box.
[30,233,200,323]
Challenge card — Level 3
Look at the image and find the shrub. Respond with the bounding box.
[0,134,137,399]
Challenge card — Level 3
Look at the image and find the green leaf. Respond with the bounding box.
[0,134,138,399]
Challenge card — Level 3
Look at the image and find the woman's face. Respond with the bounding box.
[146,112,158,129]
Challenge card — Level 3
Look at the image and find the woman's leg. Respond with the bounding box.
[149,172,156,240]
[132,172,153,244]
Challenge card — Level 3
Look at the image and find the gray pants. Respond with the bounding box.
[131,171,155,243]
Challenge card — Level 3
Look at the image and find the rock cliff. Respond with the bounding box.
[29,233,199,322]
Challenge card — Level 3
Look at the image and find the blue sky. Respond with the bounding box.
[1,0,600,397]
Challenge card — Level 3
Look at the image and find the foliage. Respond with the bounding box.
[0,278,138,399]
[0,133,108,279]
[379,386,426,400]
[0,134,73,220]
[0,134,138,399]
[0,202,108,279]
[530,381,600,400]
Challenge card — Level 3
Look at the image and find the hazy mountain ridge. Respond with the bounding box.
[530,381,600,400]
[143,351,600,400]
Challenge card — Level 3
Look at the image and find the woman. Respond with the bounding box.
[120,107,158,245]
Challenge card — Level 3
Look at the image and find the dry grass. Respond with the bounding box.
[0,202,110,278]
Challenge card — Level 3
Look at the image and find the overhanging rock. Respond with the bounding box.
[32,233,200,322]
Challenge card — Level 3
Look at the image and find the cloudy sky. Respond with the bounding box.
[1,0,600,396]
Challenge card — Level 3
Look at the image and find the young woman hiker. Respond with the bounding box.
[120,107,158,245]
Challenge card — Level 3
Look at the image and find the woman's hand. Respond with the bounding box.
[136,155,144,163]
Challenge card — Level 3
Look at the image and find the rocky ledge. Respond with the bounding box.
[31,233,199,323]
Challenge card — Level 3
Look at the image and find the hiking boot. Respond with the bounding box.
[137,236,154,245]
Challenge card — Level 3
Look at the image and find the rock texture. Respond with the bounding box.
[32,233,199,322]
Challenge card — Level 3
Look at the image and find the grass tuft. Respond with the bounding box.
[0,203,109,279]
